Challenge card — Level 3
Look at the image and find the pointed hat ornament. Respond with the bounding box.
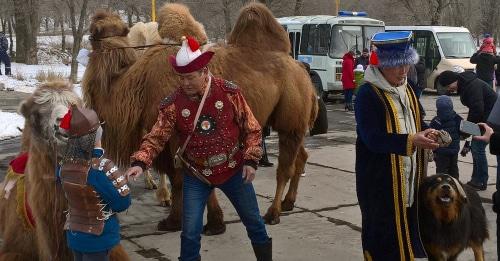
[169,36,214,74]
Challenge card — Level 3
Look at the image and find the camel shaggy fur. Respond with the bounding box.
[0,81,129,260]
[82,2,318,233]
[127,21,161,57]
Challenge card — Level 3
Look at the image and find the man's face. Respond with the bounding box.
[380,65,411,86]
[446,81,458,92]
[176,68,207,97]
[362,51,369,57]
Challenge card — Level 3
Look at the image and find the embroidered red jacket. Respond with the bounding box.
[131,77,262,184]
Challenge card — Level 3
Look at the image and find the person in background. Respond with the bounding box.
[414,58,426,98]
[429,95,462,179]
[356,48,370,70]
[471,122,500,259]
[470,36,500,88]
[496,64,500,92]
[0,31,11,76]
[342,47,356,111]
[439,70,498,190]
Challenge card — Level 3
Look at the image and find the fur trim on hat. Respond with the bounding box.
[375,47,418,68]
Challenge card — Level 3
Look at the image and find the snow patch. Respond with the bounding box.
[0,110,25,140]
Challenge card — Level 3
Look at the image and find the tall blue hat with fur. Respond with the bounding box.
[371,31,419,68]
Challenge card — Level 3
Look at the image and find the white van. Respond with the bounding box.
[386,26,477,94]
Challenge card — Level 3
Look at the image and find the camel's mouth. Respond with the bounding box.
[53,125,69,143]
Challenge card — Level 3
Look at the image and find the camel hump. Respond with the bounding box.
[222,80,240,93]
[159,92,178,109]
[227,3,290,53]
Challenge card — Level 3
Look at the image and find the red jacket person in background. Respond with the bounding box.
[125,36,272,261]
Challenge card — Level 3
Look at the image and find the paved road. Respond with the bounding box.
[1,91,498,260]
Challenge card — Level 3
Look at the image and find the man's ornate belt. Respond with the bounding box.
[186,144,240,176]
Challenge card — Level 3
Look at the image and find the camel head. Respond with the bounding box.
[89,11,129,44]
[19,81,82,154]
[157,3,207,45]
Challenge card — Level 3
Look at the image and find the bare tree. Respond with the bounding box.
[293,0,303,15]
[12,0,40,64]
[64,0,90,82]
[221,0,233,35]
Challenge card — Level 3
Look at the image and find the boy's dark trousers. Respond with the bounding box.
[73,250,109,261]
[434,153,459,179]
[0,50,11,75]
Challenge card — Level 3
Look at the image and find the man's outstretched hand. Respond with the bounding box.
[125,166,143,181]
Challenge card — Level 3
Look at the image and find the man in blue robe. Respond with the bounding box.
[355,31,440,261]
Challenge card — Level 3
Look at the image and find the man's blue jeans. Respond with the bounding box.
[180,170,269,261]
[471,140,488,186]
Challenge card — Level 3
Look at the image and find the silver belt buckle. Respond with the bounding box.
[207,153,227,167]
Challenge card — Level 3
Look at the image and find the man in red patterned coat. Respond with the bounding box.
[125,36,272,261]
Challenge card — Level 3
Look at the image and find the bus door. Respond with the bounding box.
[299,24,332,90]
[288,29,301,60]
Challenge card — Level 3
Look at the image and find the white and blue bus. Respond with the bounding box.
[278,11,384,100]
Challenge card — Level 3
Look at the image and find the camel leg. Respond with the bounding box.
[144,169,158,190]
[282,144,307,212]
[155,173,171,207]
[263,132,302,225]
[471,244,484,261]
[158,168,183,231]
[203,190,226,236]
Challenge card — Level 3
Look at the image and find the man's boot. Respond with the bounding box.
[5,66,10,76]
[252,239,272,261]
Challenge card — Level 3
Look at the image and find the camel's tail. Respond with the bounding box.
[228,3,290,53]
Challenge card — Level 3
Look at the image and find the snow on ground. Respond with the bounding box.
[0,62,86,94]
[0,110,25,140]
[0,35,90,140]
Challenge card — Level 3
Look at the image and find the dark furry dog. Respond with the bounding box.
[419,174,488,261]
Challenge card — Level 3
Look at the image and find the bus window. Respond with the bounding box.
[289,32,294,56]
[363,26,384,49]
[300,24,331,55]
[329,25,362,58]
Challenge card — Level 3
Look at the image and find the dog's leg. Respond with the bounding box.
[471,244,484,261]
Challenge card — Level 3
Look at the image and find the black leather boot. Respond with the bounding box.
[252,239,272,261]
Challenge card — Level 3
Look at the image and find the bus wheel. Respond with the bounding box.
[435,78,448,95]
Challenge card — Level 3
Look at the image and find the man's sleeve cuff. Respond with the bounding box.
[131,161,147,171]
[406,133,415,155]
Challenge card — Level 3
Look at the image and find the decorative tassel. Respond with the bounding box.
[369,51,378,65]
[187,36,200,52]
[59,109,72,130]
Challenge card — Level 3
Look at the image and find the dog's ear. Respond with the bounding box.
[450,176,467,201]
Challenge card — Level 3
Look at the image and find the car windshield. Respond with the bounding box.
[436,32,476,58]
